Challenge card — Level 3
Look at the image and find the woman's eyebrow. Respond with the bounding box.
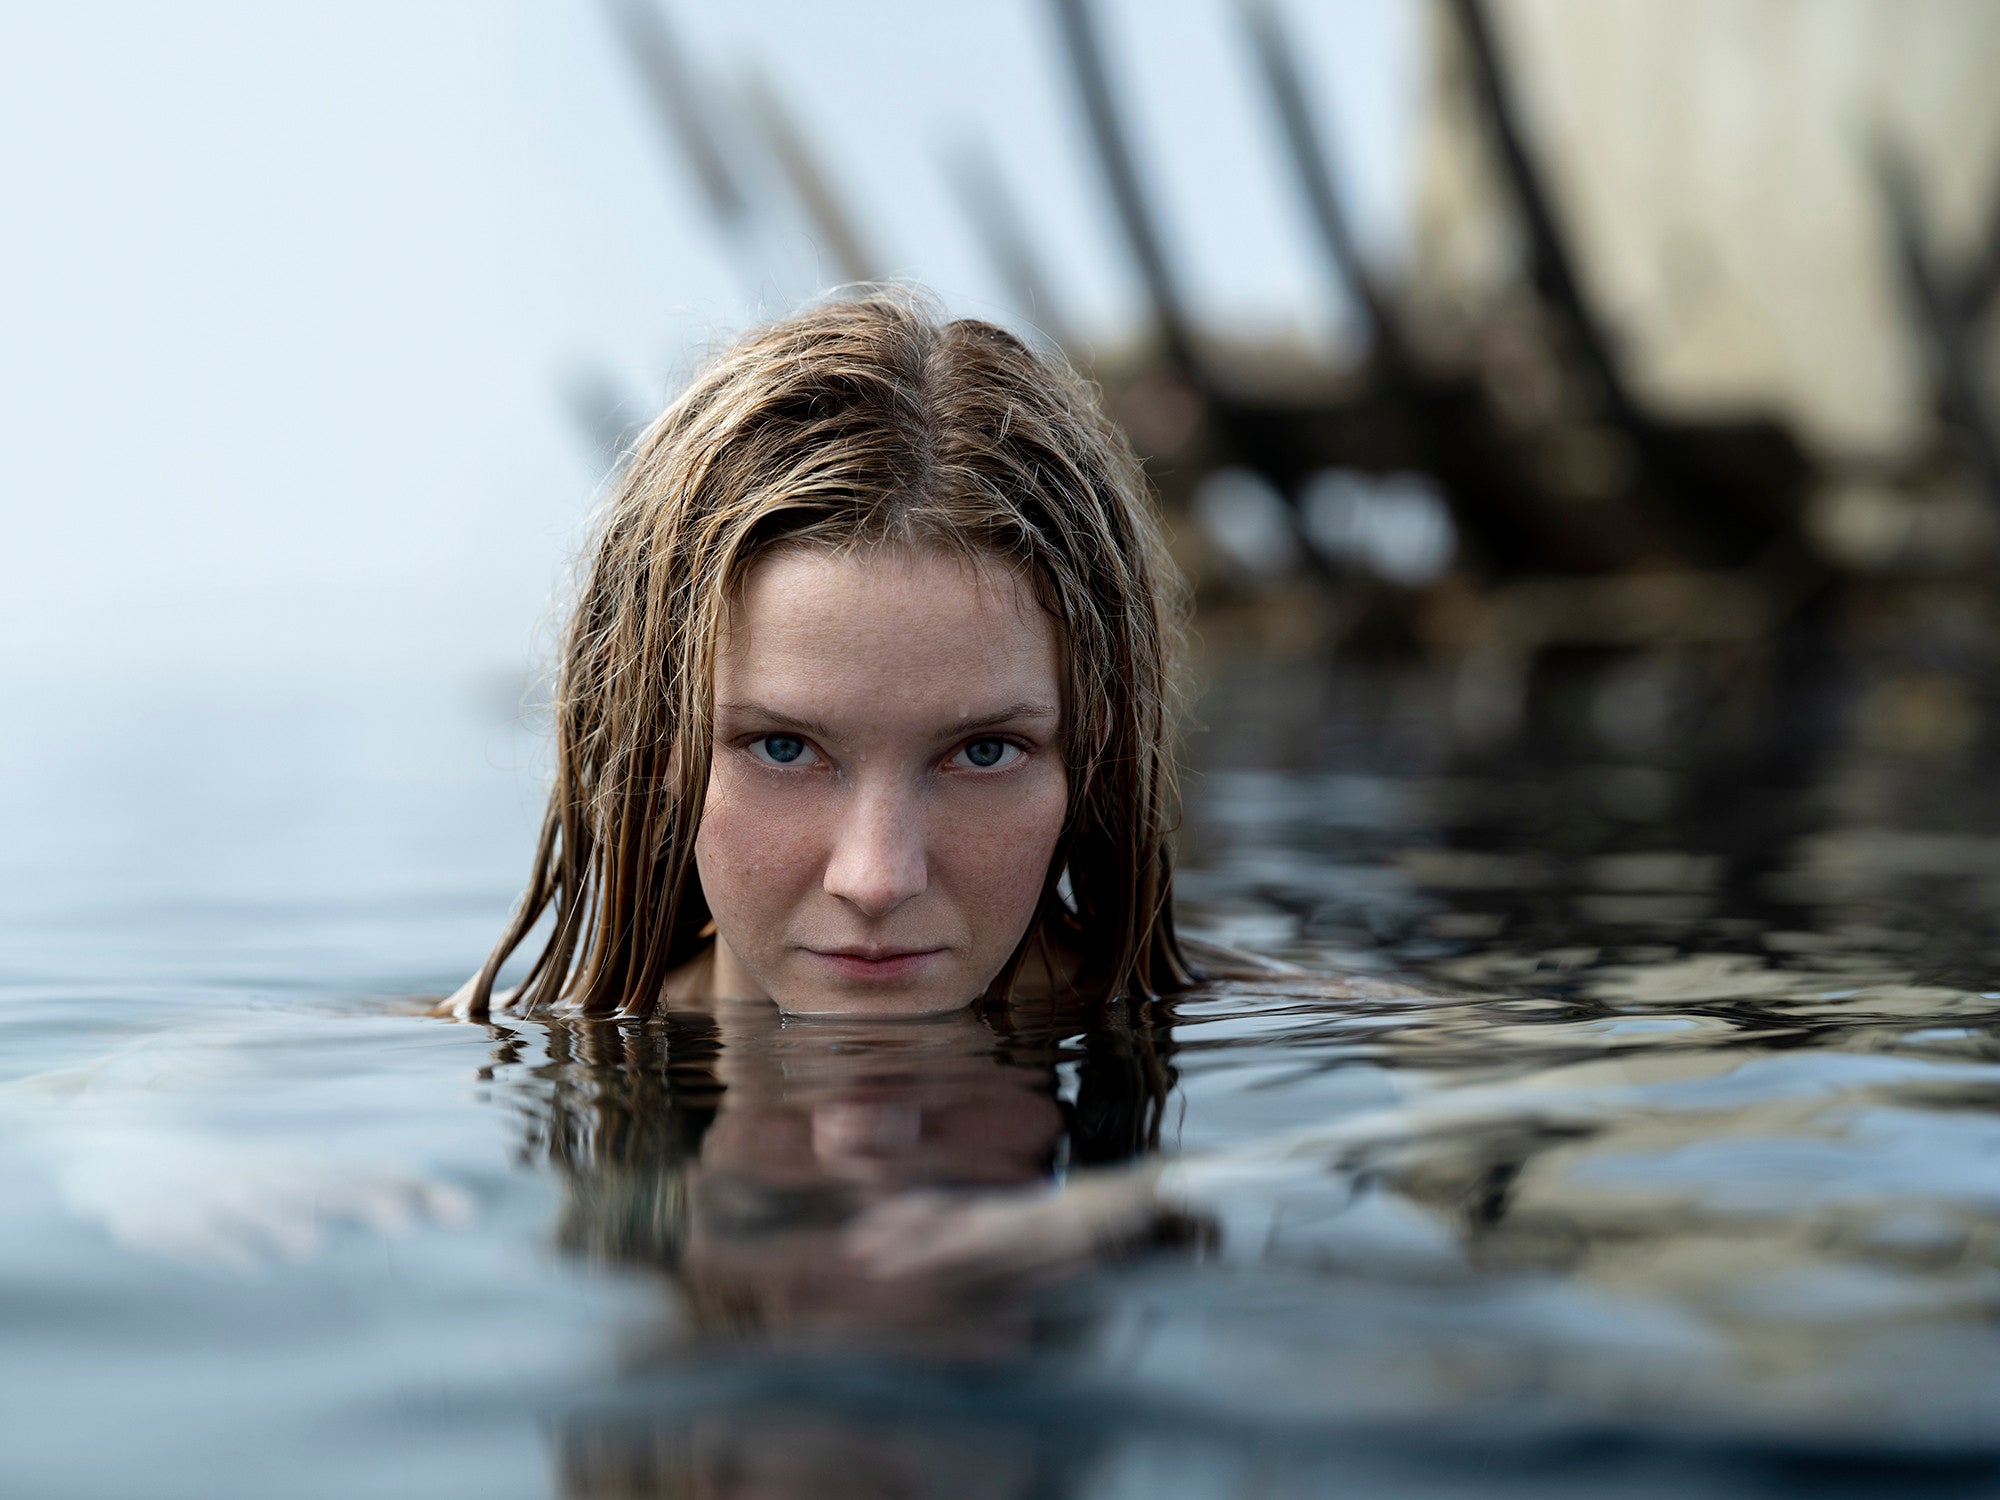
[715,700,1060,738]
[951,701,1060,733]
[714,701,839,740]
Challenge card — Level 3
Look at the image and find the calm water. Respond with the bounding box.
[6,664,2000,1498]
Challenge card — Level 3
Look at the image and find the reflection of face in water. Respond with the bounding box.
[508,1000,1176,1500]
[681,1003,1064,1344]
[521,997,1173,1339]
[514,998,1175,1498]
[704,1006,1064,1189]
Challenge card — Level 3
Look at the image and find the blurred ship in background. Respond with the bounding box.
[587,0,2000,756]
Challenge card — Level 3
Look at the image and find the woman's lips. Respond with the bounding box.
[806,947,947,982]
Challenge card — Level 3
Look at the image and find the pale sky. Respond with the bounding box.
[0,1,1419,689]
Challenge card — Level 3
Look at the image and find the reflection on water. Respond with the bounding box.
[8,668,2000,1496]
[513,999,1170,1351]
[487,988,2000,1495]
[509,1000,1181,1497]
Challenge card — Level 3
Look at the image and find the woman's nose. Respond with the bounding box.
[823,785,928,917]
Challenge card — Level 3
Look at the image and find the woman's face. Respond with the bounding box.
[695,547,1068,1017]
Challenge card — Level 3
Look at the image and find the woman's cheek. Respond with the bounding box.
[946,765,1067,940]
[696,763,824,924]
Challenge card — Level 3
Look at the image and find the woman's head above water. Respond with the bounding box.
[466,291,1191,1020]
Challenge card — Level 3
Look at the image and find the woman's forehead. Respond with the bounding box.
[714,548,1061,721]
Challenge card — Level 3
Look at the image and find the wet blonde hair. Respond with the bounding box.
[466,291,1191,1017]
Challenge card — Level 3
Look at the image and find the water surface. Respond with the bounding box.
[6,667,2000,1498]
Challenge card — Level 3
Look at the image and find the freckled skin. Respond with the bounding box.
[693,549,1068,1018]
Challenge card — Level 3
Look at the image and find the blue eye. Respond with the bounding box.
[959,738,1014,769]
[753,734,810,766]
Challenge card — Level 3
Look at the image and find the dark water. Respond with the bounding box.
[6,665,2000,1498]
